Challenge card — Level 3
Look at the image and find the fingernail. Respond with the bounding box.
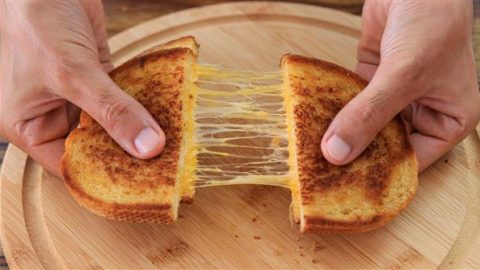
[134,127,160,154]
[326,135,351,162]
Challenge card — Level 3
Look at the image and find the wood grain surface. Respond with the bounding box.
[102,0,364,36]
[1,2,480,269]
[1,0,480,269]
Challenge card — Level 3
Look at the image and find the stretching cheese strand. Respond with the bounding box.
[191,64,291,188]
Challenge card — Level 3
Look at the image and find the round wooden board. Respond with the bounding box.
[1,2,480,269]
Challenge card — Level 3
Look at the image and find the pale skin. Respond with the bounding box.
[321,1,480,171]
[1,1,479,177]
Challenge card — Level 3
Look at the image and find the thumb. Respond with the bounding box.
[66,66,166,159]
[321,64,416,165]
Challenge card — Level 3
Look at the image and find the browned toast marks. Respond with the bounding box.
[282,54,418,233]
[62,38,198,223]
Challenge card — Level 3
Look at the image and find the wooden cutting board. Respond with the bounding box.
[1,2,480,269]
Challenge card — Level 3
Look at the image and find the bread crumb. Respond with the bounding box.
[312,241,325,252]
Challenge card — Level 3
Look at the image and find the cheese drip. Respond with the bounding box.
[192,65,291,188]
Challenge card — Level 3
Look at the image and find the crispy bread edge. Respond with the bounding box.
[139,36,199,58]
[302,163,417,234]
[281,54,418,234]
[61,162,176,223]
[281,53,367,88]
[61,43,198,223]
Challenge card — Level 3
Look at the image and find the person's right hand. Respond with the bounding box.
[320,1,480,172]
[0,0,166,177]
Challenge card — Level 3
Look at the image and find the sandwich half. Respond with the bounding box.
[282,54,418,233]
[62,36,199,223]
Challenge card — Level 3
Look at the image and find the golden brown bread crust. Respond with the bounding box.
[139,36,199,58]
[302,215,387,234]
[62,38,198,223]
[282,54,418,233]
[62,166,175,223]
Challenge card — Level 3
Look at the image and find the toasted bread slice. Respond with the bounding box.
[282,54,418,233]
[62,37,199,223]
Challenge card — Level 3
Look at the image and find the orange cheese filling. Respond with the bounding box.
[177,64,300,217]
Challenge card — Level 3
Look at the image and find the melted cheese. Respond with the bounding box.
[177,62,198,200]
[189,65,292,189]
[178,64,300,218]
[282,69,301,223]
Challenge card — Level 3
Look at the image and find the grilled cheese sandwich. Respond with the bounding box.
[62,36,418,233]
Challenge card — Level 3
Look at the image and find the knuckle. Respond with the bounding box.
[446,115,475,144]
[449,128,467,146]
[22,132,39,148]
[455,121,469,140]
[52,59,79,88]
[349,101,381,134]
[98,94,132,133]
[384,56,425,87]
[53,58,96,90]
[13,121,40,148]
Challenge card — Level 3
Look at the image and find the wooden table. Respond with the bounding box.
[0,0,479,268]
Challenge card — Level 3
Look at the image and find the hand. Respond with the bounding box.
[321,1,480,172]
[0,0,165,177]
